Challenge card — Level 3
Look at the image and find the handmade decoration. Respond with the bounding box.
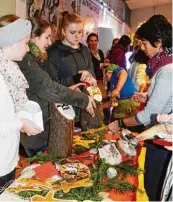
[7,185,42,193]
[60,163,90,181]
[80,87,104,131]
[86,85,102,102]
[48,103,75,157]
[116,139,137,157]
[52,178,93,193]
[107,167,117,179]
[73,136,95,148]
[33,162,57,181]
[98,144,122,165]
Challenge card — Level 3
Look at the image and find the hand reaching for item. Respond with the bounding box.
[157,113,173,150]
[108,120,120,133]
[85,96,96,117]
[111,89,120,98]
[69,83,86,92]
[133,92,148,103]
[79,70,97,87]
[20,119,42,136]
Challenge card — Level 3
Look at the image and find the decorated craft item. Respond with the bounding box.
[7,185,42,193]
[136,123,171,141]
[116,139,136,157]
[33,162,57,181]
[86,84,102,102]
[52,178,93,193]
[73,136,95,148]
[107,167,117,179]
[99,143,122,165]
[104,131,120,143]
[80,86,104,131]
[60,163,90,181]
[48,103,75,157]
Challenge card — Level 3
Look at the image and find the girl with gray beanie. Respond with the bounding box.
[0,14,42,189]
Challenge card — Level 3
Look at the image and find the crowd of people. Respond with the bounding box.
[0,10,172,201]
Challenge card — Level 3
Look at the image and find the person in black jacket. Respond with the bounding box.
[44,11,97,124]
[17,18,95,157]
[44,11,97,87]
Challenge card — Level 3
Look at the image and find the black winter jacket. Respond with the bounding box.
[44,40,95,86]
[17,52,89,150]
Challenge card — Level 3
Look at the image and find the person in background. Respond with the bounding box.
[108,15,172,201]
[105,38,119,59]
[0,14,41,188]
[105,64,139,120]
[128,49,149,91]
[87,33,104,81]
[108,35,131,70]
[44,11,97,125]
[17,17,96,157]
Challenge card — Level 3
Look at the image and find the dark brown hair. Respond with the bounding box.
[29,18,50,37]
[0,14,19,28]
[86,33,98,43]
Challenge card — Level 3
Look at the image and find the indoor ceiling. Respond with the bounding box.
[124,0,172,10]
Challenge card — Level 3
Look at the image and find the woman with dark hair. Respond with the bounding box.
[108,35,131,69]
[108,15,172,201]
[17,17,95,157]
[128,49,149,91]
[87,33,104,80]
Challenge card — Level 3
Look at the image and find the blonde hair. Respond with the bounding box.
[0,14,19,27]
[58,11,83,40]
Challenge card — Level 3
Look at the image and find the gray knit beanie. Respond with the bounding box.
[0,18,32,48]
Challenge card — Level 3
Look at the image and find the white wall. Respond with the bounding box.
[130,3,172,33]
[0,0,16,16]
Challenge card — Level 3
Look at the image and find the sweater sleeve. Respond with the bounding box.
[0,115,22,137]
[18,54,89,109]
[0,75,22,137]
[136,66,172,125]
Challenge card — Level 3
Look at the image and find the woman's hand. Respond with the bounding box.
[79,70,97,87]
[108,120,120,133]
[20,119,42,136]
[85,96,96,117]
[69,83,86,92]
[133,92,148,103]
[157,114,173,134]
[111,89,120,98]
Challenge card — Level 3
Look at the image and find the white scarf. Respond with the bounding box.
[0,49,29,112]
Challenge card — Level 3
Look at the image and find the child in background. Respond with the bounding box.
[105,64,139,120]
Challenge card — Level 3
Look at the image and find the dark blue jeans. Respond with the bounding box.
[24,144,47,157]
[144,142,172,201]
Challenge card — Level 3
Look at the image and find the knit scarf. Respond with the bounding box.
[149,47,172,78]
[29,41,47,64]
[0,49,29,112]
